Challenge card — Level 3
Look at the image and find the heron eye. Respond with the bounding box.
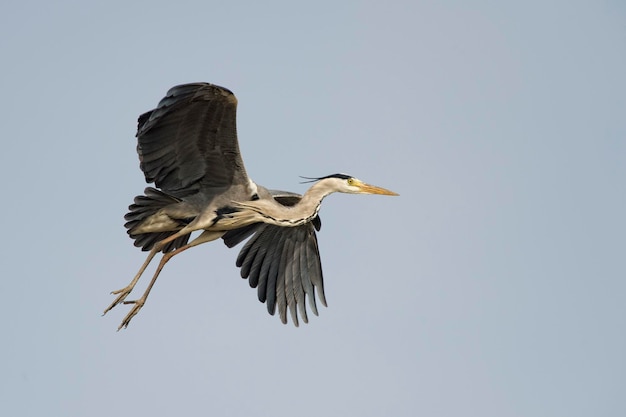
[347,178,354,186]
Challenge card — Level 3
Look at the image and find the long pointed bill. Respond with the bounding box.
[358,182,399,196]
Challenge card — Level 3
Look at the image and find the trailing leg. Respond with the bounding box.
[115,230,224,329]
[103,230,190,316]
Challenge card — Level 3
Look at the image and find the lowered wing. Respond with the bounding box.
[222,191,326,326]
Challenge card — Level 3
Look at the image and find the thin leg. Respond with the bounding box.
[116,230,224,330]
[103,230,188,316]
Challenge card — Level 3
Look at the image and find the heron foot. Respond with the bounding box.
[116,298,146,331]
[102,285,134,316]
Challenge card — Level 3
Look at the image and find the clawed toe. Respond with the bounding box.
[102,287,133,316]
[104,240,181,329]
[117,298,146,331]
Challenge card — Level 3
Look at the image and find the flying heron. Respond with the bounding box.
[104,82,398,329]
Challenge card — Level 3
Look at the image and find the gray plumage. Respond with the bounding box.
[104,82,398,330]
[227,194,325,326]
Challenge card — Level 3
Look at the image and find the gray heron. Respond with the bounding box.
[104,82,398,329]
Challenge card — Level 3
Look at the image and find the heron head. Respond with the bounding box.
[303,174,399,196]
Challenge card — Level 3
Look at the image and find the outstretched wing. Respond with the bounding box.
[221,193,326,326]
[135,83,249,195]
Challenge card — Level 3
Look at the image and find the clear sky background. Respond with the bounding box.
[1,1,624,416]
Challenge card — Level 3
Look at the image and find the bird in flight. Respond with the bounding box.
[104,83,398,329]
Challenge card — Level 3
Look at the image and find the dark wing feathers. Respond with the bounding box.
[222,223,259,248]
[222,192,326,326]
[136,83,249,194]
[264,229,283,315]
[126,84,329,326]
[306,226,327,308]
[124,187,191,252]
[291,234,307,324]
[295,229,313,319]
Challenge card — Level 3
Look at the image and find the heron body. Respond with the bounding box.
[104,83,398,329]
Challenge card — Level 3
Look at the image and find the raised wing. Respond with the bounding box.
[135,83,249,195]
[221,193,326,326]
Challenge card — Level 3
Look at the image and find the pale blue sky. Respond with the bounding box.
[1,1,624,416]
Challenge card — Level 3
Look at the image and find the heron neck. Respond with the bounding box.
[275,181,331,225]
[229,181,335,228]
[301,180,334,206]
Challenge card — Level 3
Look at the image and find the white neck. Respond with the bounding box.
[230,179,338,228]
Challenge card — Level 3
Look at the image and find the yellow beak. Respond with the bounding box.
[357,182,399,196]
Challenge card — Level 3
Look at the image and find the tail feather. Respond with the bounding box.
[124,187,191,252]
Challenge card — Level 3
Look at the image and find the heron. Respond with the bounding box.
[104,82,398,329]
